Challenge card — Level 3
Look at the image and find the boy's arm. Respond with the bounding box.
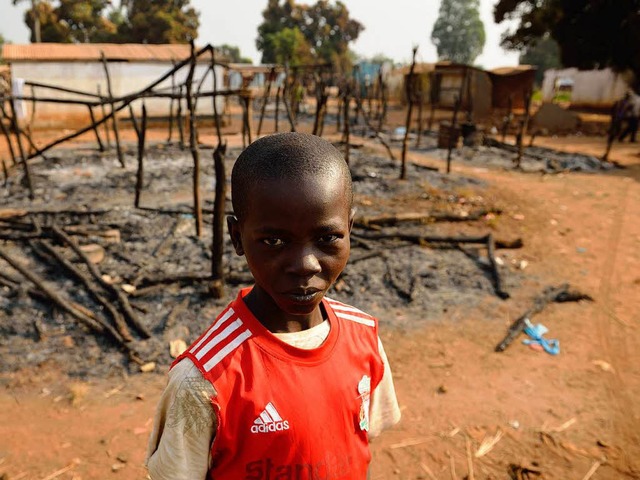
[146,359,216,480]
[368,336,401,439]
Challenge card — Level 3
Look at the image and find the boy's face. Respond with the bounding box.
[229,171,353,321]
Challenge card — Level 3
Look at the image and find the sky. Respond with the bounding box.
[2,0,520,69]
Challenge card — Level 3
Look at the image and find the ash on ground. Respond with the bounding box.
[1,141,524,378]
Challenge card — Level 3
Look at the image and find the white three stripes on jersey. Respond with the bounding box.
[189,307,252,372]
[326,298,375,327]
[254,402,283,425]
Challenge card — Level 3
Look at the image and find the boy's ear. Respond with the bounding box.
[227,215,244,256]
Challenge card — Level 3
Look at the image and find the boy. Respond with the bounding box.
[146,132,400,479]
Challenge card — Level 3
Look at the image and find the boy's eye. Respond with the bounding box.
[262,237,284,247]
[319,234,340,244]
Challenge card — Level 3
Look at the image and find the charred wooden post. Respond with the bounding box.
[514,90,532,169]
[427,72,439,132]
[282,64,297,132]
[336,90,343,133]
[177,85,185,150]
[446,95,462,174]
[210,49,223,145]
[134,104,147,209]
[257,67,276,137]
[8,97,34,199]
[415,89,424,148]
[274,85,282,133]
[312,74,328,136]
[100,52,125,168]
[167,61,177,143]
[210,141,227,299]
[486,233,509,299]
[1,156,8,185]
[401,46,418,180]
[0,104,18,166]
[87,105,105,152]
[501,95,513,143]
[343,85,351,165]
[240,91,254,146]
[186,42,204,238]
[97,84,111,147]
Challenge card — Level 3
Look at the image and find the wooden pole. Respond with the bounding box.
[167,62,176,143]
[415,89,424,148]
[502,95,513,143]
[8,97,34,199]
[100,52,125,167]
[210,142,227,298]
[210,51,223,145]
[87,105,104,152]
[0,104,18,166]
[134,103,147,208]
[446,95,462,174]
[97,84,111,147]
[177,85,185,150]
[343,85,351,164]
[274,85,281,133]
[186,42,204,238]
[514,90,532,169]
[401,46,418,180]
[257,67,275,137]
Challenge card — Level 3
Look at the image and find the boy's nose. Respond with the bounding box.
[288,250,322,277]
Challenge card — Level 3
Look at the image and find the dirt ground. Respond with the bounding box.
[1,107,639,480]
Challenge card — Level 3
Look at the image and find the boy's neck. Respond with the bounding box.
[243,288,326,333]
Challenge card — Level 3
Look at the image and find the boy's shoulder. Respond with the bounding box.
[324,296,378,328]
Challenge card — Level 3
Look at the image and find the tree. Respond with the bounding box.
[216,44,252,64]
[266,27,314,65]
[118,0,199,44]
[15,0,199,44]
[17,0,116,43]
[256,0,363,70]
[519,34,562,85]
[431,0,486,65]
[494,0,640,91]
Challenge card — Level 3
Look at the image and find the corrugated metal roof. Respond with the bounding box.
[1,43,211,62]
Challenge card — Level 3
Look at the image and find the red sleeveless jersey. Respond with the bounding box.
[174,288,385,480]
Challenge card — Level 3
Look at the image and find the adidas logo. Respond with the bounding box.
[251,402,290,434]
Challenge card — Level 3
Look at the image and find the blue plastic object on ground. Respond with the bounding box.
[522,318,560,355]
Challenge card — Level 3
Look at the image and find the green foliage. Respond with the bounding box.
[431,0,486,65]
[118,0,199,44]
[15,0,198,44]
[216,44,252,64]
[519,34,562,84]
[256,0,363,70]
[495,0,640,91]
[266,27,314,65]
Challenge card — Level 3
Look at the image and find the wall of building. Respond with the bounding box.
[541,68,629,107]
[11,61,224,128]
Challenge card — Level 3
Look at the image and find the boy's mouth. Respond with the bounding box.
[285,288,322,303]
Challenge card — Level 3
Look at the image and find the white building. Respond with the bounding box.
[1,43,225,129]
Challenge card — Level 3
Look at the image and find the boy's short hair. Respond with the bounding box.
[231,132,353,219]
